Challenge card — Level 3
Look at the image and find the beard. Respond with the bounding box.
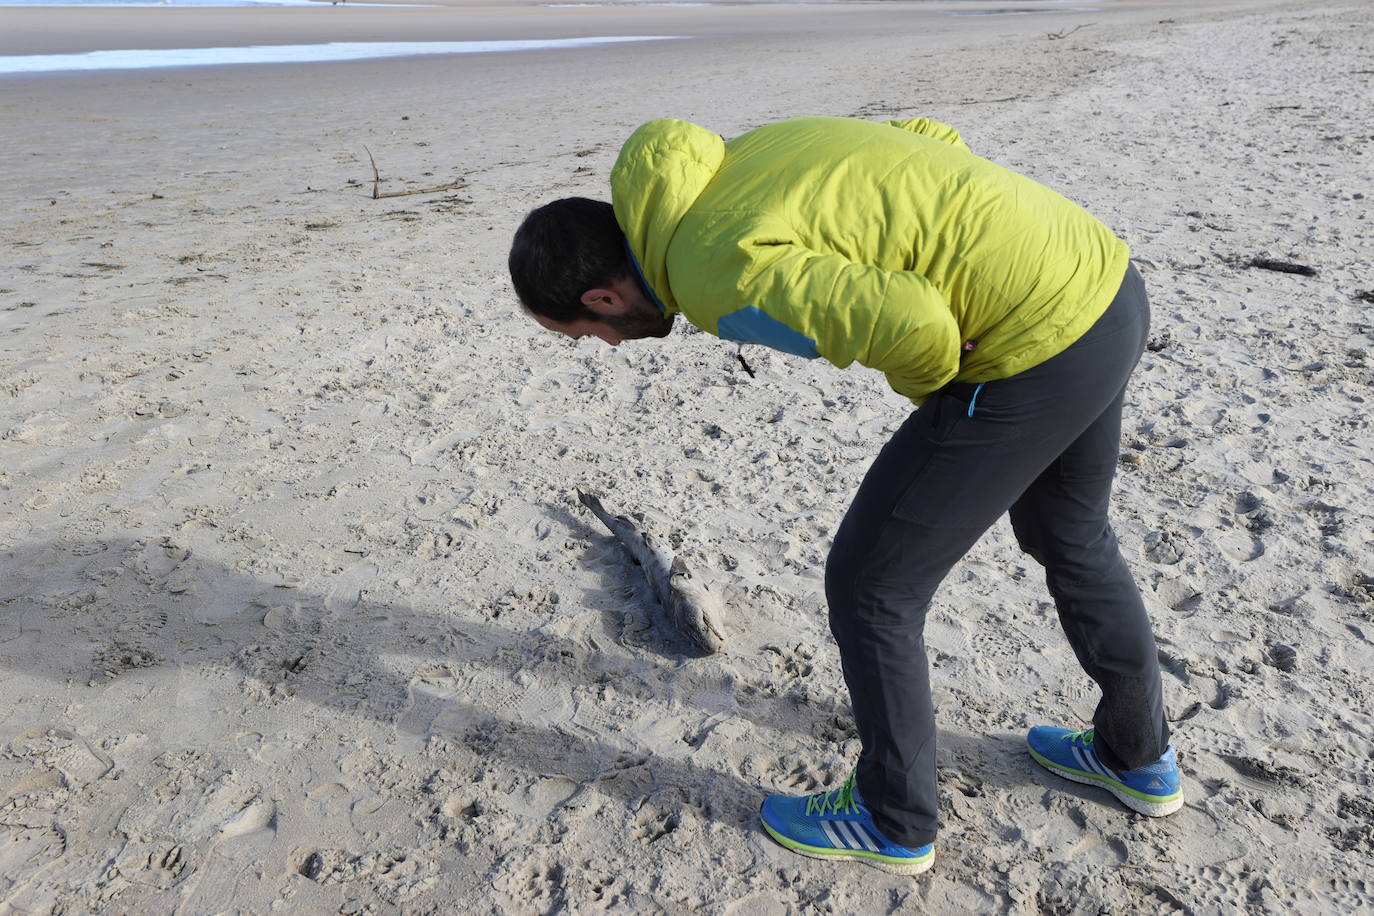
[606,299,676,340]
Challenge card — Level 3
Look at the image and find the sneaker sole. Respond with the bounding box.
[760,819,934,876]
[1027,744,1184,817]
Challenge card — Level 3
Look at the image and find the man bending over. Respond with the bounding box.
[508,116,1181,876]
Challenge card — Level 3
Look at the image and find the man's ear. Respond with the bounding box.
[580,285,629,317]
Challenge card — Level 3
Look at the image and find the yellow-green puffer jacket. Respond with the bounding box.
[609,116,1130,405]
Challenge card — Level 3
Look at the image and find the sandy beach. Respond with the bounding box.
[2,0,1372,911]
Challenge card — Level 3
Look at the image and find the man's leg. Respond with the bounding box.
[824,386,1121,846]
[824,398,1009,847]
[1008,387,1169,771]
[823,265,1154,846]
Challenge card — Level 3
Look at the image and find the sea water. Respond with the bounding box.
[0,36,683,74]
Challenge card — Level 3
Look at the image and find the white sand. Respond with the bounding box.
[2,0,1372,911]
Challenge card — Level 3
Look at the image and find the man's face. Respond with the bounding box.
[533,276,674,346]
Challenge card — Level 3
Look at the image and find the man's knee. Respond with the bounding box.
[1043,541,1133,593]
[824,529,860,611]
[824,537,867,644]
[827,512,962,639]
[826,560,941,643]
[1021,522,1120,572]
[1015,533,1047,567]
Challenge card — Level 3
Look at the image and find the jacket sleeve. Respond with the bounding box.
[884,117,969,152]
[730,243,963,405]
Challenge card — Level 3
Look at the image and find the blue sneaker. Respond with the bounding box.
[1027,726,1183,816]
[759,773,935,875]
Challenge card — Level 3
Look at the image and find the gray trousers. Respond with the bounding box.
[824,264,1168,847]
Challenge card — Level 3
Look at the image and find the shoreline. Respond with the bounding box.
[0,0,1254,58]
[0,36,687,75]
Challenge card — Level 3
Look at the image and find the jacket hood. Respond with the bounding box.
[610,119,726,315]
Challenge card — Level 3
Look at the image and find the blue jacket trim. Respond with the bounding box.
[623,240,668,315]
[716,306,820,359]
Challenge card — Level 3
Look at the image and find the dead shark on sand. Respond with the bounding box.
[576,489,727,655]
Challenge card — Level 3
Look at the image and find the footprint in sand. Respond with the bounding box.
[0,824,67,895]
[775,760,824,793]
[1215,530,1265,563]
[1331,569,1374,605]
[1144,529,1185,565]
[324,561,378,611]
[1302,501,1344,537]
[507,860,566,911]
[217,796,275,840]
[110,841,190,891]
[1218,753,1308,791]
[632,799,682,846]
[762,643,815,680]
[1264,643,1298,672]
[88,641,162,685]
[1154,578,1203,613]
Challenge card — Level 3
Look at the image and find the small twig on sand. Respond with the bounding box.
[364,145,381,198]
[962,96,1026,105]
[374,180,467,200]
[1250,257,1317,277]
[363,146,467,200]
[1048,24,1090,40]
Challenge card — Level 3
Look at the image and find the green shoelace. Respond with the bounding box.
[1066,727,1096,745]
[804,774,860,817]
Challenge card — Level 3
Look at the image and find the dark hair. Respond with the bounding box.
[508,197,631,322]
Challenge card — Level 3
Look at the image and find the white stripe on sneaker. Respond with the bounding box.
[820,820,849,850]
[1087,750,1121,782]
[1072,746,1105,778]
[1083,746,1120,781]
[849,822,881,852]
[834,821,861,850]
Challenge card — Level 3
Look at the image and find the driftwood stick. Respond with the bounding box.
[1048,24,1090,40]
[364,145,381,199]
[1250,257,1318,277]
[962,96,1026,105]
[363,146,464,199]
[373,180,467,200]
